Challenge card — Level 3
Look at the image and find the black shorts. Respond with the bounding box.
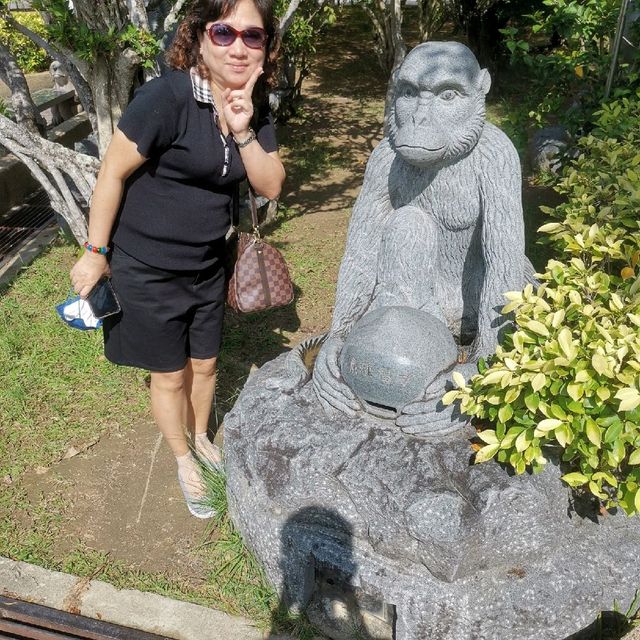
[103,243,226,372]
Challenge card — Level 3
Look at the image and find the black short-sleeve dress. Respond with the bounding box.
[103,69,278,372]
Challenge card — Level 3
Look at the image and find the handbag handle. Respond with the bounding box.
[231,182,261,237]
[248,186,260,235]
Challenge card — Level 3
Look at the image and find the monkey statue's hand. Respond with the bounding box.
[396,362,478,437]
[312,336,362,417]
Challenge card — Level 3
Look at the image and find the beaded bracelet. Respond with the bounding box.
[83,241,110,255]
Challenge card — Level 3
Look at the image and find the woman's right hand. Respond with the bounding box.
[70,251,110,299]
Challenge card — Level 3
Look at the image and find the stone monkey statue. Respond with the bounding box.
[313,41,534,437]
[49,61,71,91]
[49,61,76,125]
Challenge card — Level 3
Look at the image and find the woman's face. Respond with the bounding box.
[198,0,267,91]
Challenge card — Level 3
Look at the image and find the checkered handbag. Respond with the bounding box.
[226,189,294,313]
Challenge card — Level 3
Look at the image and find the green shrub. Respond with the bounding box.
[500,0,631,131]
[445,91,640,514]
[445,266,640,513]
[0,11,50,73]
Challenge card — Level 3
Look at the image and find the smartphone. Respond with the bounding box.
[86,276,121,319]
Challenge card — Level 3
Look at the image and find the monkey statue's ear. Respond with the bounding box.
[477,69,492,95]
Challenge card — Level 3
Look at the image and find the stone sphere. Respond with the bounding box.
[339,306,458,413]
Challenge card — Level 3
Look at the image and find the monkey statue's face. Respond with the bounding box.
[389,42,491,168]
[49,61,70,90]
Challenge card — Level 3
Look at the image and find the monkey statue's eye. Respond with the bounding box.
[399,84,417,98]
[439,89,459,101]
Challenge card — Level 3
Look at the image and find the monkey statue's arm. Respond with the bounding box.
[313,139,396,416]
[470,125,524,361]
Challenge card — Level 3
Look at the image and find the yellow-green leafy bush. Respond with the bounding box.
[0,11,49,73]
[445,92,640,514]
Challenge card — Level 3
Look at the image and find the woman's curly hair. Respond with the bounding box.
[166,0,280,108]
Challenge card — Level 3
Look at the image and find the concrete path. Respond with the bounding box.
[0,556,280,640]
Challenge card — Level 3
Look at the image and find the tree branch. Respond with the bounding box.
[162,0,188,36]
[126,0,150,29]
[5,14,97,131]
[0,114,100,243]
[113,47,142,115]
[0,42,46,137]
[279,0,302,38]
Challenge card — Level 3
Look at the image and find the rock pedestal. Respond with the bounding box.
[224,355,640,640]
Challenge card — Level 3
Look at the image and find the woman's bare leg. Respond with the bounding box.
[150,369,189,456]
[150,368,211,515]
[185,357,222,466]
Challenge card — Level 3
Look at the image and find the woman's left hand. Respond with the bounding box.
[222,66,263,140]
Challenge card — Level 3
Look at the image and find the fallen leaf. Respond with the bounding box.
[63,446,80,460]
[2,475,12,486]
[60,436,100,461]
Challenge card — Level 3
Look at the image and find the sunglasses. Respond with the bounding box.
[207,23,267,49]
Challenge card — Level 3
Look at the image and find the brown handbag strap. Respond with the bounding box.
[249,187,270,304]
[249,186,259,231]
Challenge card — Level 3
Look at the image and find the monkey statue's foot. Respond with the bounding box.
[312,336,362,417]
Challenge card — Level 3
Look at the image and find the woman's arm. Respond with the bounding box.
[70,130,147,298]
[237,144,285,201]
[221,68,285,200]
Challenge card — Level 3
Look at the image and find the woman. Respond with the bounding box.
[70,0,285,518]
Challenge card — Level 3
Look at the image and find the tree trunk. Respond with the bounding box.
[0,43,46,137]
[418,0,447,42]
[92,48,142,155]
[0,0,152,244]
[5,14,98,133]
[363,0,406,76]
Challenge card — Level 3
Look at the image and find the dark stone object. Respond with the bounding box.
[225,355,640,640]
[339,307,457,413]
[529,126,571,174]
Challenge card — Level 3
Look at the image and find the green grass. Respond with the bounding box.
[0,241,151,482]
[0,239,152,578]
[0,481,68,567]
[194,466,320,637]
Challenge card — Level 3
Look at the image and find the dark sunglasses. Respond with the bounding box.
[207,23,267,49]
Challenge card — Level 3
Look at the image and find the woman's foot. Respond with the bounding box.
[194,432,223,471]
[175,451,215,519]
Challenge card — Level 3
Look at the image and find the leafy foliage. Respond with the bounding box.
[445,91,640,514]
[32,0,160,67]
[0,10,49,72]
[273,0,337,117]
[500,0,628,130]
